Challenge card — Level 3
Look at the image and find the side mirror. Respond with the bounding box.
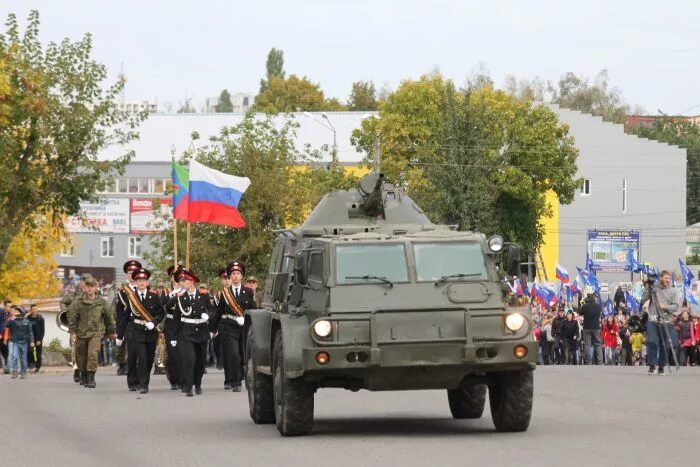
[504,244,521,277]
[294,250,309,286]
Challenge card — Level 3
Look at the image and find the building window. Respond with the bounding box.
[152,179,164,193]
[622,178,627,213]
[138,179,149,193]
[101,237,114,258]
[580,179,591,196]
[128,237,142,258]
[118,178,128,193]
[128,179,139,193]
[60,239,75,257]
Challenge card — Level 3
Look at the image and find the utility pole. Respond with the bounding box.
[374,136,381,173]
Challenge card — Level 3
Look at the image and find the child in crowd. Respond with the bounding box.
[630,330,645,366]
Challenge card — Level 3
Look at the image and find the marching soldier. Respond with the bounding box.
[245,276,262,308]
[116,268,164,394]
[67,276,116,389]
[114,260,142,376]
[163,265,184,390]
[168,268,213,397]
[211,261,254,392]
[62,274,91,383]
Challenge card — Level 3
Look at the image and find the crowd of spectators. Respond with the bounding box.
[528,289,699,367]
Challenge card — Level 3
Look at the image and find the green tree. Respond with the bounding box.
[549,70,634,123]
[254,74,326,113]
[215,89,233,112]
[348,80,378,111]
[352,74,581,249]
[148,115,357,284]
[633,118,700,225]
[259,47,285,94]
[0,11,144,267]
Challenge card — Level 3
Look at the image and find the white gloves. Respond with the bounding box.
[170,340,177,347]
[235,316,245,326]
[145,322,155,331]
[115,338,123,347]
[201,313,209,321]
[209,332,214,339]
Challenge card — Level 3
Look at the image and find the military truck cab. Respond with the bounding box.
[245,173,535,436]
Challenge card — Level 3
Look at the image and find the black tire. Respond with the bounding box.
[245,327,275,424]
[488,370,534,432]
[273,332,314,436]
[447,384,486,419]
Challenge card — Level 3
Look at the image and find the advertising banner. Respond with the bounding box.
[130,198,172,234]
[64,198,130,233]
[587,230,640,273]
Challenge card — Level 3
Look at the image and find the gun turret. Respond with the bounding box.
[359,173,385,218]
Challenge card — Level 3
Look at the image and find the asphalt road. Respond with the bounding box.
[0,365,697,467]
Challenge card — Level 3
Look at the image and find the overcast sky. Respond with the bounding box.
[3,0,699,114]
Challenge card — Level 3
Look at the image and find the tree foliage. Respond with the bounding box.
[147,115,358,285]
[0,214,67,301]
[0,11,144,267]
[177,97,196,113]
[352,74,581,249]
[633,118,700,225]
[215,89,233,112]
[254,74,345,113]
[259,47,285,94]
[348,80,378,111]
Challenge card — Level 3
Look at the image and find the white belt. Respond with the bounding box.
[221,314,240,320]
[166,314,174,319]
[133,319,148,325]
[181,317,208,324]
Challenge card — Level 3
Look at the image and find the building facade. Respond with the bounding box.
[540,105,687,284]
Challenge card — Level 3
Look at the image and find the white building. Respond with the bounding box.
[117,99,158,114]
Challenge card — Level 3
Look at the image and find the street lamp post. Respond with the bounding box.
[303,112,337,164]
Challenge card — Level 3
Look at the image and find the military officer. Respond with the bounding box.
[245,276,262,308]
[211,261,254,392]
[67,276,116,389]
[116,268,164,393]
[168,268,214,397]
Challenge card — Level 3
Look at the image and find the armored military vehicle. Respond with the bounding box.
[245,173,535,436]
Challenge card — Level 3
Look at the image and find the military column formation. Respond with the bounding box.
[63,259,258,397]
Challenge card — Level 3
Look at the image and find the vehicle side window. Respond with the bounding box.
[268,242,284,274]
[308,252,324,283]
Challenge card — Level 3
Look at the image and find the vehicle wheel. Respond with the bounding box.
[488,370,533,432]
[273,332,314,436]
[245,327,275,424]
[447,384,486,419]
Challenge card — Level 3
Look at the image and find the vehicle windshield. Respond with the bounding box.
[336,244,408,284]
[413,242,487,282]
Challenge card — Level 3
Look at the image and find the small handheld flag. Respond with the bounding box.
[555,264,569,283]
[679,259,694,287]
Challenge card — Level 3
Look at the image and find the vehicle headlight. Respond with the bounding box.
[505,313,525,332]
[313,320,332,338]
[488,235,504,252]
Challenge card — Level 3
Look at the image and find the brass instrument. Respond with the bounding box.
[56,309,70,333]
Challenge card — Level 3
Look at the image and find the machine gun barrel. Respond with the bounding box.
[360,173,385,217]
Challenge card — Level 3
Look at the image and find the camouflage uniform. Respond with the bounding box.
[67,289,115,388]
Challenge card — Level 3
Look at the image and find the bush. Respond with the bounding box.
[46,338,72,362]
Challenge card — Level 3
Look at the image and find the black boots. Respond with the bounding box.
[117,363,127,376]
[85,372,96,388]
[74,369,81,383]
[79,371,86,386]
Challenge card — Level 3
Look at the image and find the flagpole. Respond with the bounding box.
[171,146,178,269]
[185,222,191,269]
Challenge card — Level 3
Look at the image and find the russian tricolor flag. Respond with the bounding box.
[187,160,251,228]
[555,264,569,283]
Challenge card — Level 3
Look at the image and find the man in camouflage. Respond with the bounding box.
[67,276,116,388]
[61,274,90,383]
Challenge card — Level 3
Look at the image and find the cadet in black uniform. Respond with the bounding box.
[115,260,142,376]
[169,268,213,397]
[211,261,254,392]
[116,268,165,394]
[163,265,183,390]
